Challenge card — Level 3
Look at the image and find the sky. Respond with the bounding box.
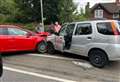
[73,0,115,11]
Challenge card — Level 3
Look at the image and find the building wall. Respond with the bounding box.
[91,5,113,19]
[91,10,113,19]
[103,10,113,19]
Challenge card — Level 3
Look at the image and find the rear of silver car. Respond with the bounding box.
[105,21,120,60]
[85,20,120,68]
[91,20,120,61]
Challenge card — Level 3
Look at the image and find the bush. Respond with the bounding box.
[0,14,18,23]
[24,23,49,32]
[23,23,36,31]
[0,14,8,23]
[0,15,49,32]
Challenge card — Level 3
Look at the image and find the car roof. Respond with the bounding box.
[69,20,118,24]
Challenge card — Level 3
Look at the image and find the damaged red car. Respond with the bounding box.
[0,25,48,53]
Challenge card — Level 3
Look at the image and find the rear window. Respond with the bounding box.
[97,22,118,35]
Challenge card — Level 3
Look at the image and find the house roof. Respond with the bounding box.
[91,3,120,14]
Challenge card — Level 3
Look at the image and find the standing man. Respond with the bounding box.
[35,23,44,33]
[54,22,61,33]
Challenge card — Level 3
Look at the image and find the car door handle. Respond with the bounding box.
[87,37,92,39]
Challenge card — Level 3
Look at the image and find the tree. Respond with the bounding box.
[15,0,41,22]
[0,0,77,24]
[0,0,20,23]
[43,0,59,24]
[58,0,77,23]
[15,0,60,23]
[0,0,19,16]
[15,0,77,24]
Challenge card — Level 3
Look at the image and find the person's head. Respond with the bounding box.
[55,22,59,25]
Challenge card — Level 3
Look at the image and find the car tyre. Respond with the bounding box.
[0,54,3,77]
[47,43,55,54]
[89,50,109,68]
[37,41,47,53]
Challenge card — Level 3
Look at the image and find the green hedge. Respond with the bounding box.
[0,15,49,32]
[23,23,49,32]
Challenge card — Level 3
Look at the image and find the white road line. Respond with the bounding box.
[3,66,76,82]
[28,54,76,60]
[72,61,93,69]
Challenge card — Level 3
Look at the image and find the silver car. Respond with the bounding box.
[47,20,120,68]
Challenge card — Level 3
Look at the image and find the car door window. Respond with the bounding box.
[75,23,92,35]
[66,24,75,35]
[59,24,67,36]
[8,28,28,35]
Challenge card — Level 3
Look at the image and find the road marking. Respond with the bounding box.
[72,61,93,69]
[3,66,76,82]
[28,54,76,60]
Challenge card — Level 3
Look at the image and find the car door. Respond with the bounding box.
[71,23,93,56]
[8,27,36,51]
[55,24,67,51]
[55,23,75,51]
[0,27,15,52]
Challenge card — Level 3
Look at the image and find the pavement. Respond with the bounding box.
[0,52,120,82]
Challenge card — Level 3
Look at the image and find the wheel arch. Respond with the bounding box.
[47,41,55,48]
[36,40,46,49]
[47,41,53,44]
[88,48,108,58]
[47,41,54,46]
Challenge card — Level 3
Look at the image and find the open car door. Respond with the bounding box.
[55,23,75,51]
[54,24,67,51]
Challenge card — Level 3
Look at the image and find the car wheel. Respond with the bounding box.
[37,41,47,53]
[47,43,55,54]
[0,54,3,77]
[89,50,109,68]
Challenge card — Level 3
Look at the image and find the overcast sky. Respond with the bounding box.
[73,0,115,11]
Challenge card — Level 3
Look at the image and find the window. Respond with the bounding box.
[95,9,103,18]
[97,22,118,35]
[113,13,119,19]
[59,24,67,36]
[8,28,27,35]
[66,24,75,35]
[0,28,7,35]
[75,23,92,35]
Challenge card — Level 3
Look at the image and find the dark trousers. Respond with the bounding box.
[64,35,72,49]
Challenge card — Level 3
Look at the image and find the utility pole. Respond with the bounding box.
[40,0,44,31]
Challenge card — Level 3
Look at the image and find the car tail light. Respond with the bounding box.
[111,21,120,35]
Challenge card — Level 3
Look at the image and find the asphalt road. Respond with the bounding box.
[0,52,120,82]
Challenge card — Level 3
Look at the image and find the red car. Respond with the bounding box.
[0,25,48,53]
